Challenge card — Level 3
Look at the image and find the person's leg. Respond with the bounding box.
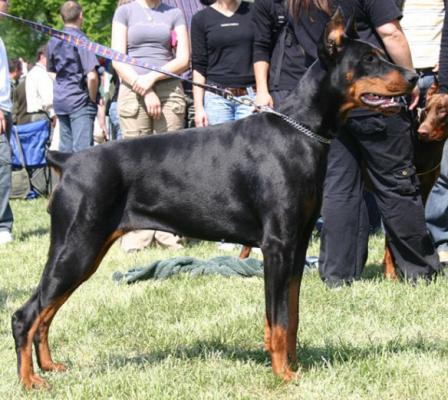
[360,112,440,280]
[151,80,186,248]
[425,140,448,262]
[70,102,97,152]
[0,111,13,237]
[116,83,156,251]
[108,101,122,140]
[319,121,369,287]
[57,114,73,153]
[204,91,234,125]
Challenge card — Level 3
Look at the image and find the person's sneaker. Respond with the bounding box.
[0,231,13,245]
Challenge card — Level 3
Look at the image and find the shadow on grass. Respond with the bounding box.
[17,227,50,241]
[298,337,448,370]
[361,263,384,280]
[101,336,448,373]
[103,340,269,371]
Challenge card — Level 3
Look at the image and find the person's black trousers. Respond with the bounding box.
[318,111,440,286]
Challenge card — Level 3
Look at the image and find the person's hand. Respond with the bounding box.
[99,122,109,141]
[409,85,420,111]
[433,64,439,73]
[132,72,157,96]
[194,107,208,127]
[0,110,6,134]
[51,116,57,129]
[144,91,162,119]
[255,91,274,108]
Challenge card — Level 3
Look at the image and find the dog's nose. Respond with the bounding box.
[417,124,430,139]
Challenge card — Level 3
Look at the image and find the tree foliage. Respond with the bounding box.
[0,0,117,61]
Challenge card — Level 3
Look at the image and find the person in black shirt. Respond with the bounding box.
[252,0,309,107]
[191,0,256,127]
[255,0,440,286]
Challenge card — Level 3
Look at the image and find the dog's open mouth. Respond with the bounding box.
[360,93,405,113]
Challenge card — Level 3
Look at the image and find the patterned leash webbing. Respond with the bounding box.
[0,11,331,145]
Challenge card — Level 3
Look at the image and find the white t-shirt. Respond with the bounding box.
[0,37,12,112]
[26,62,55,117]
[401,0,445,69]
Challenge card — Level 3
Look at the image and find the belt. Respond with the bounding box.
[225,86,256,97]
[207,82,256,97]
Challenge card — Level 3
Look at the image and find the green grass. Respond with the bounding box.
[1,198,448,399]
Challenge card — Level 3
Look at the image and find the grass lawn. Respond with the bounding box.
[1,198,448,399]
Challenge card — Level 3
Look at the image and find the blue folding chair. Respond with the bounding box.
[10,119,51,198]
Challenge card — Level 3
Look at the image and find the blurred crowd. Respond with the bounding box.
[1,0,448,286]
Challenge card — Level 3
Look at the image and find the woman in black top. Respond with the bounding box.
[191,0,256,127]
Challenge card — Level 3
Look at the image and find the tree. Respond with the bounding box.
[0,0,116,61]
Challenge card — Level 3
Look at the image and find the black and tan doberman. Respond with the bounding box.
[12,10,417,389]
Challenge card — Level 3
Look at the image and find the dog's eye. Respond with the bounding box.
[363,54,376,63]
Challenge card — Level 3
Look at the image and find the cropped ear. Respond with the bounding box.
[318,7,347,64]
[344,14,359,39]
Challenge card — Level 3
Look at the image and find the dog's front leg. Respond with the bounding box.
[263,244,298,381]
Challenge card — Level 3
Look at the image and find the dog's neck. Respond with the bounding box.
[277,61,347,138]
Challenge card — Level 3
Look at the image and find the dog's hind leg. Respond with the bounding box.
[12,227,124,389]
[32,294,70,372]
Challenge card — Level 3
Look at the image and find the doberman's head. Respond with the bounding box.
[417,84,448,142]
[318,9,418,120]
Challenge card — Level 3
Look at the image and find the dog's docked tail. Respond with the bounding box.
[46,150,72,176]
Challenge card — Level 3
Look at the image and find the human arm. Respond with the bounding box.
[254,61,273,107]
[97,98,108,140]
[376,20,418,108]
[368,0,417,107]
[87,69,99,103]
[253,0,275,107]
[191,12,208,127]
[0,109,6,134]
[192,70,208,127]
[375,21,413,70]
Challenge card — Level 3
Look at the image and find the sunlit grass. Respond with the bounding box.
[0,198,447,399]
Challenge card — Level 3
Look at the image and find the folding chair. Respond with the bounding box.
[9,119,51,199]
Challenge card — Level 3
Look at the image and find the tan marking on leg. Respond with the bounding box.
[239,246,252,259]
[35,295,70,372]
[20,307,53,389]
[270,325,294,381]
[383,244,398,280]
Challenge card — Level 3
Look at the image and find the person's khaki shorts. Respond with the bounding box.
[118,79,186,138]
